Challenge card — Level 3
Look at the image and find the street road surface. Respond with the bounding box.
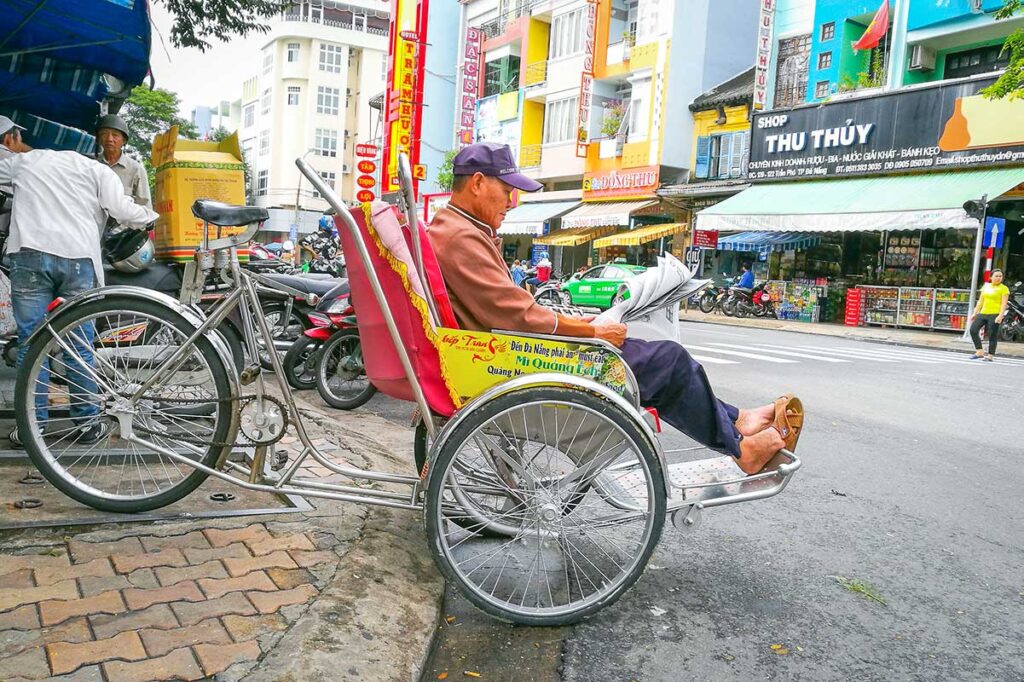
[361,322,1024,682]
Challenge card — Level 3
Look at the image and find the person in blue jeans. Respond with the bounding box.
[0,124,158,446]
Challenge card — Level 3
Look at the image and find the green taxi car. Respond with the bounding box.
[561,262,647,308]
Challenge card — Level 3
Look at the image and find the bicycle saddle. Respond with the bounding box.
[192,200,269,227]
[261,272,345,297]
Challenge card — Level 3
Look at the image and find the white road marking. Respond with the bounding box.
[786,346,900,362]
[683,344,798,363]
[714,343,850,363]
[688,354,739,365]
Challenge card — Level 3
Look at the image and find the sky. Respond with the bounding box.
[148,4,267,118]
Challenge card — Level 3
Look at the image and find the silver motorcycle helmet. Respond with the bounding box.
[105,228,156,273]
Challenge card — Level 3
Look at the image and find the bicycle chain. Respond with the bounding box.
[130,394,290,448]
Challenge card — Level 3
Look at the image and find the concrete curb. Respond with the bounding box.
[678,309,1024,358]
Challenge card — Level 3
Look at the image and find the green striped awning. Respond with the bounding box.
[695,168,1024,232]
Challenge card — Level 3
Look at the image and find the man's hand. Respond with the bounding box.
[593,323,627,347]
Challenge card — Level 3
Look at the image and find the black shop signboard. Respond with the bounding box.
[748,76,1024,181]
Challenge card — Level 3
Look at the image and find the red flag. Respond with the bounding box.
[851,0,889,51]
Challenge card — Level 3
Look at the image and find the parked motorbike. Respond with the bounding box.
[699,276,739,316]
[533,271,569,306]
[281,282,352,390]
[998,281,1023,342]
[315,313,376,410]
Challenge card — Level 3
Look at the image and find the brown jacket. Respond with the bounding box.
[427,205,595,338]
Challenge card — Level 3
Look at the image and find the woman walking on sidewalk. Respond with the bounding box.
[969,269,1010,362]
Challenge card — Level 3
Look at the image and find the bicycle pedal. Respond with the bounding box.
[271,449,289,471]
[239,364,261,385]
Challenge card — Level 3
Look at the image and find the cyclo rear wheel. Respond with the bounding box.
[15,296,234,513]
[425,386,666,626]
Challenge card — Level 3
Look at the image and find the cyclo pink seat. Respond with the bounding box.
[335,202,459,417]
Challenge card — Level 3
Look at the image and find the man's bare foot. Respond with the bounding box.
[737,428,786,475]
[735,403,775,437]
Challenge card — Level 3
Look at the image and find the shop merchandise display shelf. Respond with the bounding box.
[898,287,935,328]
[861,285,899,326]
[933,288,971,331]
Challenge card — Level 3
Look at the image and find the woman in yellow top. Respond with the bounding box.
[969,268,1010,361]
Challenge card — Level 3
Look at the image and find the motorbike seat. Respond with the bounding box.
[192,200,269,227]
[260,272,344,297]
[731,286,753,294]
[322,281,351,301]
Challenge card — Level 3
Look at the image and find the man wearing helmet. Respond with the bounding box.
[300,215,342,276]
[95,114,151,209]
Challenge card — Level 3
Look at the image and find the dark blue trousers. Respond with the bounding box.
[621,338,742,457]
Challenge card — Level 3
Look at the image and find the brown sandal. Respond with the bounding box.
[772,393,804,452]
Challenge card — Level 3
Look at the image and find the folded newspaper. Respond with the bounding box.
[592,253,711,343]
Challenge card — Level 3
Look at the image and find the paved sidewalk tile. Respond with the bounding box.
[34,558,113,586]
[223,550,298,577]
[0,604,40,630]
[102,647,202,682]
[0,568,34,589]
[194,640,261,677]
[220,613,288,641]
[247,584,318,614]
[68,538,144,563]
[246,533,315,556]
[139,531,211,553]
[171,592,256,627]
[198,571,277,599]
[182,543,251,565]
[0,579,77,612]
[0,552,70,575]
[123,581,205,611]
[48,631,146,675]
[138,618,232,657]
[154,560,229,586]
[90,604,177,640]
[40,591,125,626]
[111,549,188,574]
[204,524,272,548]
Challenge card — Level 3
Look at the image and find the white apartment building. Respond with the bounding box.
[234,0,389,234]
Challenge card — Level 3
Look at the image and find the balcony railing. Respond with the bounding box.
[479,3,531,39]
[524,61,547,86]
[280,13,389,37]
[520,144,542,168]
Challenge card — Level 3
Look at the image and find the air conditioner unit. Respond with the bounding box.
[909,44,936,72]
[969,0,983,13]
[342,163,351,173]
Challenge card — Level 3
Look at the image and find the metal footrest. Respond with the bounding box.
[666,450,801,509]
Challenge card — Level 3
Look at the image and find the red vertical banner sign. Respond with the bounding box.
[382,0,429,195]
[459,27,483,147]
[576,0,598,157]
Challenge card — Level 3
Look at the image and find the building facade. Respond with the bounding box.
[696,0,1024,330]
[233,0,390,236]
[455,0,758,269]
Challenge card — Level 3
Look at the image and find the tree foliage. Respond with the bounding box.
[436,149,458,192]
[154,0,291,52]
[982,1,1024,100]
[119,85,198,189]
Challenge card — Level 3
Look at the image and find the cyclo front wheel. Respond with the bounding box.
[15,296,235,513]
[425,386,666,626]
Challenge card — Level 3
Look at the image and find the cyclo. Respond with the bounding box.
[14,155,801,625]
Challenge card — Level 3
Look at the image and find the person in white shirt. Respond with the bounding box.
[0,140,158,446]
[0,116,29,236]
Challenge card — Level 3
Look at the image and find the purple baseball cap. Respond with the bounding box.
[452,142,543,193]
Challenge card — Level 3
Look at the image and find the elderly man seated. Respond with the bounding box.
[427,143,802,474]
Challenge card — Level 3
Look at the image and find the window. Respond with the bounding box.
[262,51,273,75]
[944,45,1009,79]
[814,80,830,98]
[483,56,520,97]
[243,104,255,128]
[818,52,832,70]
[317,86,340,115]
[628,77,651,142]
[820,22,835,41]
[773,34,811,108]
[694,131,749,180]
[381,57,388,84]
[260,89,271,115]
[319,43,343,73]
[259,130,270,155]
[549,9,585,60]
[312,171,337,199]
[287,86,300,106]
[314,128,338,157]
[257,170,269,196]
[581,267,605,280]
[542,96,578,144]
[287,42,300,62]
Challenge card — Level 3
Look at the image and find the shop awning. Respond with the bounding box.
[696,168,1024,232]
[497,200,579,236]
[592,223,686,249]
[534,226,617,247]
[560,200,657,230]
[717,231,822,254]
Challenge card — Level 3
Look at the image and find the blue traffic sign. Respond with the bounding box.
[983,216,1005,249]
